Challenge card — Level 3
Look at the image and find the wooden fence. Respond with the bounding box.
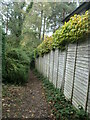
[35,36,90,115]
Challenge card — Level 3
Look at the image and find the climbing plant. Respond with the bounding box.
[36,36,53,56]
[35,11,89,57]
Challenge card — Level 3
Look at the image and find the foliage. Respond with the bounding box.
[23,2,76,41]
[1,2,25,37]
[2,29,6,78]
[48,2,76,32]
[33,69,90,120]
[29,52,35,70]
[26,1,33,13]
[3,44,30,85]
[8,2,25,37]
[2,1,39,85]
[23,2,52,40]
[3,33,39,85]
[36,36,53,56]
[36,11,89,57]
[52,11,89,48]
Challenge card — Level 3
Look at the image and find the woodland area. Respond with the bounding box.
[1,1,77,84]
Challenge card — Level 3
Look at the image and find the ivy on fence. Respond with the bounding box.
[35,11,89,57]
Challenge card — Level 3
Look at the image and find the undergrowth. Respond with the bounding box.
[33,69,90,120]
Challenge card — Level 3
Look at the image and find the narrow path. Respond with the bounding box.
[2,71,52,119]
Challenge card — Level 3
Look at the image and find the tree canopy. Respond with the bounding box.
[1,1,77,84]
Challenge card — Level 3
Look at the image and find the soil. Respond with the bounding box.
[2,71,53,119]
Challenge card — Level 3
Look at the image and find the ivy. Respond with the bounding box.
[33,69,90,120]
[36,11,89,57]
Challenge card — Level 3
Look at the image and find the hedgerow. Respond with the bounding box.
[35,11,89,57]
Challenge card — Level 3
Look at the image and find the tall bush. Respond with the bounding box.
[3,46,30,85]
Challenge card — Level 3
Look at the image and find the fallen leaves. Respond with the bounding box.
[2,71,52,118]
[32,96,35,99]
[31,113,34,117]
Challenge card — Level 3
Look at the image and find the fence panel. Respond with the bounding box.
[37,57,39,72]
[37,58,39,71]
[44,55,47,77]
[72,40,89,110]
[39,57,41,73]
[41,57,42,73]
[52,49,59,88]
[46,53,50,78]
[45,54,48,77]
[35,37,90,115]
[64,44,77,100]
[49,50,54,83]
[42,56,44,75]
[40,57,41,73]
[57,50,66,89]
[87,38,90,116]
[43,55,46,77]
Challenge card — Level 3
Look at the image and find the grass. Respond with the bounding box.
[33,69,90,120]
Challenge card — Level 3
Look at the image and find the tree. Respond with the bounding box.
[1,1,25,38]
[48,2,76,33]
[8,2,25,38]
[23,2,52,41]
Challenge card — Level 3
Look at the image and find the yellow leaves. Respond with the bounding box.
[37,36,53,56]
[36,11,89,57]
[7,109,10,112]
[31,113,34,117]
[42,92,44,95]
[85,10,88,15]
[32,96,35,99]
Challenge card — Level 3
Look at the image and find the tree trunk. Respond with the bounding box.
[53,15,56,33]
[42,16,46,40]
[39,27,41,40]
[40,10,43,40]
[63,8,65,20]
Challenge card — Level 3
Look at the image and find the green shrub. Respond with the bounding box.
[3,46,30,85]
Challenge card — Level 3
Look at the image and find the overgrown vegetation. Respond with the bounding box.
[33,69,90,120]
[2,35,40,85]
[4,47,29,84]
[1,1,77,85]
[35,11,89,57]
[1,2,40,85]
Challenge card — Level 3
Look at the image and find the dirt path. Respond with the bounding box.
[2,71,52,119]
